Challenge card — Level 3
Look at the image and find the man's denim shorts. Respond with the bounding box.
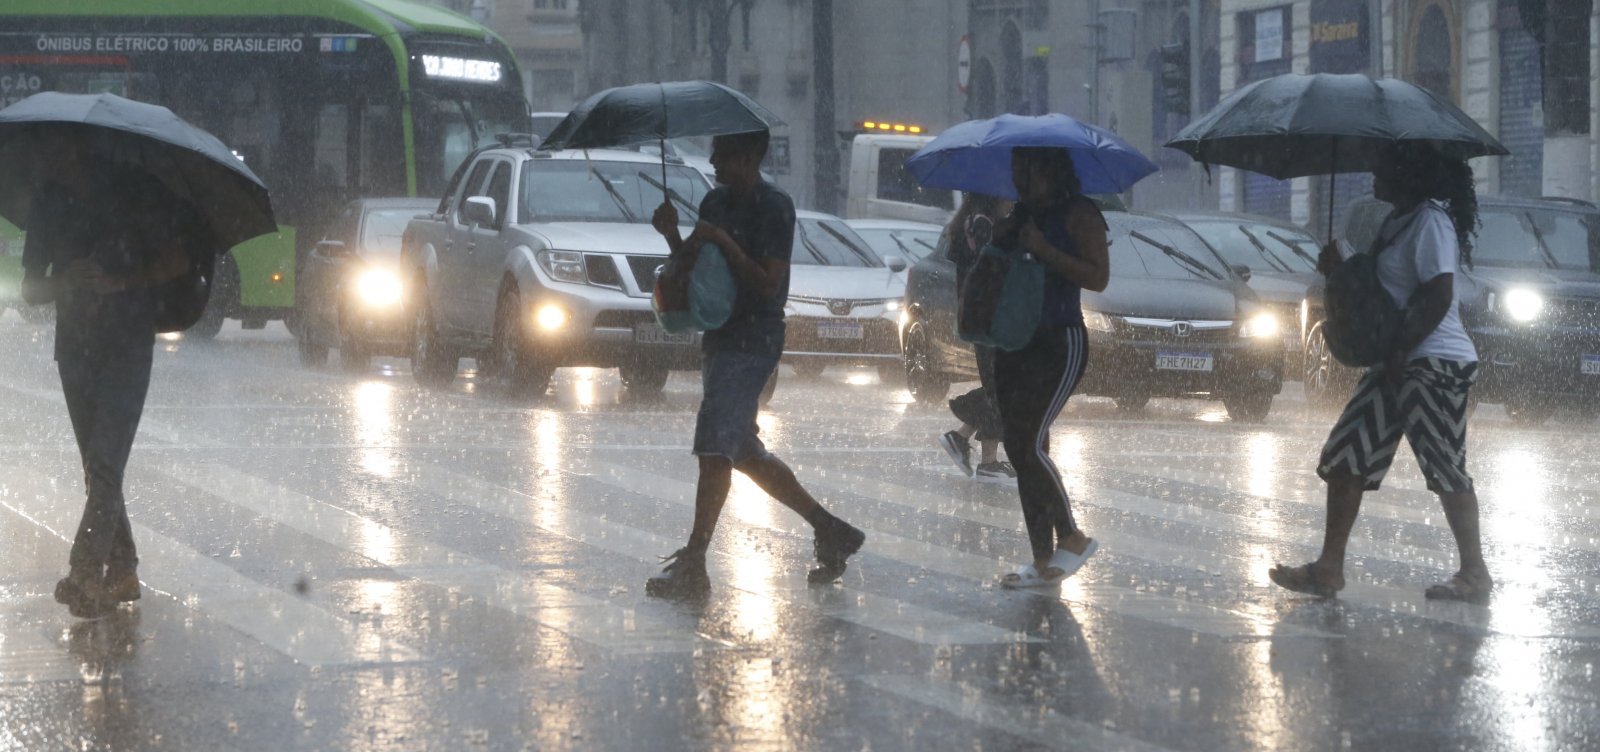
[693,348,779,464]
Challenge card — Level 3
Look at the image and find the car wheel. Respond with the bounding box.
[791,361,826,379]
[410,285,457,388]
[1504,393,1555,426]
[297,334,329,367]
[17,304,53,324]
[190,255,237,340]
[1224,394,1274,423]
[902,321,949,404]
[1301,325,1347,410]
[491,288,553,398]
[619,364,670,395]
[1114,393,1150,412]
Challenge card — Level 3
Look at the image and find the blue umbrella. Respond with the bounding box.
[906,113,1158,199]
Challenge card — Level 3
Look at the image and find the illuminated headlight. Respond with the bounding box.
[537,250,587,284]
[885,299,902,312]
[1502,288,1544,323]
[1083,309,1116,332]
[354,268,403,308]
[534,304,568,332]
[1238,311,1281,339]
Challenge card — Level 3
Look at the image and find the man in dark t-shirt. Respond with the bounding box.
[646,129,865,599]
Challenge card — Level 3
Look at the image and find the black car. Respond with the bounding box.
[901,212,1286,421]
[295,198,436,370]
[1163,211,1322,356]
[1302,195,1600,424]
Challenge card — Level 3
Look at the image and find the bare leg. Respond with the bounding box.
[1438,490,1492,586]
[687,455,734,552]
[955,424,977,440]
[735,454,828,527]
[1312,474,1366,582]
[979,439,1000,465]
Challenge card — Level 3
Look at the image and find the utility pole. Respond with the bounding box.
[812,0,839,214]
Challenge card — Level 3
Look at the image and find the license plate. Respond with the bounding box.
[634,322,694,345]
[1583,354,1600,375]
[817,322,864,340]
[1156,351,1214,372]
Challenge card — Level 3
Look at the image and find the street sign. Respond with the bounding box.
[957,34,971,93]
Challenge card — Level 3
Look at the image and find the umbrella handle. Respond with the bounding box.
[1326,141,1337,244]
[660,83,669,204]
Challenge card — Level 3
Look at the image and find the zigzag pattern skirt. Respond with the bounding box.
[1317,358,1479,494]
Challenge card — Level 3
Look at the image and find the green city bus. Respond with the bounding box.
[0,0,530,336]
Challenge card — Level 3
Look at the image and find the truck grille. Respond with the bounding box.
[626,255,670,291]
[584,254,623,289]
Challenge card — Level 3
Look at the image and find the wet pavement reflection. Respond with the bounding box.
[0,321,1597,751]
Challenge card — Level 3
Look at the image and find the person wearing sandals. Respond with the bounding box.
[1270,143,1492,603]
[645,130,866,600]
[992,147,1110,589]
[938,193,1017,482]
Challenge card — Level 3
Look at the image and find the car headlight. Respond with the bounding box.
[354,267,403,308]
[885,299,902,312]
[537,250,587,284]
[534,304,568,331]
[1083,309,1116,332]
[1502,288,1544,323]
[1238,311,1281,339]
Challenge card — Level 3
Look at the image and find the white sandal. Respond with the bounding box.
[1047,538,1099,580]
[1001,563,1066,590]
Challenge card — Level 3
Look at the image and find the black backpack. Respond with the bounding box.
[151,201,220,334]
[1322,212,1418,367]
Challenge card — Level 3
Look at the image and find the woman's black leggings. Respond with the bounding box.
[992,326,1088,562]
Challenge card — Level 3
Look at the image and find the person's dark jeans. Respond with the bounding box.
[992,327,1088,562]
[58,344,152,577]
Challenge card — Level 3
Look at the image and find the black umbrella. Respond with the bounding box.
[541,80,783,185]
[1166,74,1507,236]
[0,91,276,251]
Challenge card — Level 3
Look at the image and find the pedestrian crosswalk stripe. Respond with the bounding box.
[862,674,1179,752]
[149,461,710,656]
[582,460,1335,640]
[405,462,1040,647]
[0,466,423,669]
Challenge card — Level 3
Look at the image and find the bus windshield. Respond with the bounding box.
[414,86,530,198]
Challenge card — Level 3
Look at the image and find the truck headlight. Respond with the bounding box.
[535,304,568,332]
[1502,288,1544,323]
[537,250,586,284]
[1083,309,1116,332]
[354,267,403,308]
[1239,312,1281,339]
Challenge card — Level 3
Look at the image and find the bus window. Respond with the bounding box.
[414,88,528,198]
[876,147,954,210]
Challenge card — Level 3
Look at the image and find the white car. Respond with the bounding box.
[845,218,944,285]
[782,211,909,378]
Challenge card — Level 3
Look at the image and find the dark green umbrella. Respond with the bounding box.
[1165,74,1507,236]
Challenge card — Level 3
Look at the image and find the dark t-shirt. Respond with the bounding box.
[23,168,173,360]
[696,181,795,356]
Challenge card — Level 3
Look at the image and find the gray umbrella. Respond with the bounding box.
[0,91,276,251]
[541,80,784,152]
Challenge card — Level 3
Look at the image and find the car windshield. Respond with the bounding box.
[520,160,709,224]
[1472,210,1550,267]
[1528,209,1600,272]
[792,219,885,267]
[361,208,427,256]
[853,228,942,262]
[1118,224,1229,281]
[1188,220,1318,273]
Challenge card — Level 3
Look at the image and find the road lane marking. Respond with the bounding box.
[148,461,708,656]
[0,467,423,669]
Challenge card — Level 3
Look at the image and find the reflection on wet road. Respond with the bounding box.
[1,321,1597,751]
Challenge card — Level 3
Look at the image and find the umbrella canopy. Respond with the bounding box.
[1165,73,1508,179]
[541,80,784,151]
[0,91,276,251]
[905,114,1159,199]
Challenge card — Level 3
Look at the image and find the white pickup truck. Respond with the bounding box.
[400,145,714,396]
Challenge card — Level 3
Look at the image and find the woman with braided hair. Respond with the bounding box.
[1270,142,1492,602]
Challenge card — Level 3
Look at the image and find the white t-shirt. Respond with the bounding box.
[1370,200,1478,363]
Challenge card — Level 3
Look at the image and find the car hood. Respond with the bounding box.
[1085,276,1245,320]
[1470,265,1600,298]
[527,222,674,256]
[788,264,905,300]
[1246,271,1319,304]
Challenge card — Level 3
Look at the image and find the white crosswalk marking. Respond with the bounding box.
[0,467,423,669]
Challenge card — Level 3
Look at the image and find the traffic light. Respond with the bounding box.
[1159,42,1191,116]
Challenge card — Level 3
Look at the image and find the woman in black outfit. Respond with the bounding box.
[939,193,1016,480]
[994,146,1110,589]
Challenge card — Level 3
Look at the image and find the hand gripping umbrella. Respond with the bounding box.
[905,113,1160,199]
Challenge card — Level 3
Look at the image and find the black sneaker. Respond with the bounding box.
[808,519,866,584]
[939,431,974,477]
[975,461,1018,481]
[54,572,113,619]
[645,547,710,600]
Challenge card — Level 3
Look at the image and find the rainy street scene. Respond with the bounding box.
[3,1,1600,751]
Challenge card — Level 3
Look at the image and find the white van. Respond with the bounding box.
[845,132,959,225]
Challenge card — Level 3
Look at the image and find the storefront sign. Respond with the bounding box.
[1254,9,1285,63]
[1310,0,1369,73]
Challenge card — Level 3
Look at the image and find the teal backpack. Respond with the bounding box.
[653,241,736,333]
[957,242,1045,351]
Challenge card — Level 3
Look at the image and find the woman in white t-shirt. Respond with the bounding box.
[1270,143,1493,603]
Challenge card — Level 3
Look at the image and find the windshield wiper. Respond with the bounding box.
[1236,226,1291,273]
[1132,231,1222,280]
[1523,213,1562,268]
[586,162,637,222]
[1263,229,1319,268]
[819,223,880,267]
[636,171,699,222]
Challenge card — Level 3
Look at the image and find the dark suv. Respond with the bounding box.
[1302,196,1600,424]
[901,212,1286,421]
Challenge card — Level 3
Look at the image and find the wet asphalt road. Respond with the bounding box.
[0,318,1597,752]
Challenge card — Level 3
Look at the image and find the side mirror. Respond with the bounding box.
[463,196,497,228]
[315,239,348,256]
[886,256,909,273]
[1230,263,1252,282]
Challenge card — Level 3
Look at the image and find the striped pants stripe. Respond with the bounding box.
[993,326,1089,562]
[1317,358,1478,494]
